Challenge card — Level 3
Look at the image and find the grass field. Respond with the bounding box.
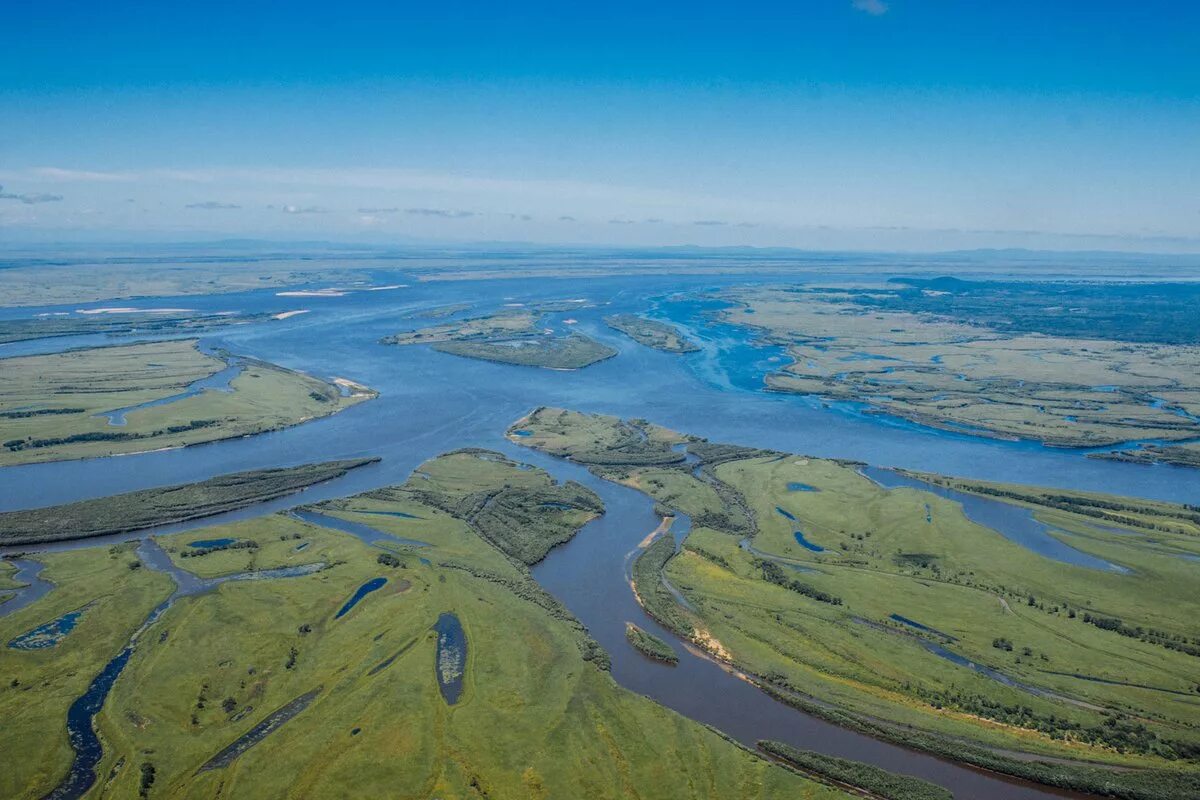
[0,339,375,465]
[711,286,1200,462]
[510,407,1200,797]
[0,449,841,800]
[0,459,378,546]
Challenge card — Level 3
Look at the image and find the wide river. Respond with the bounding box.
[3,269,1197,799]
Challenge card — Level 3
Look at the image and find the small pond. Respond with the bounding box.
[335,577,387,619]
[433,612,467,705]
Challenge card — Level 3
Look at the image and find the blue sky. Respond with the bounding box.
[2,1,1198,251]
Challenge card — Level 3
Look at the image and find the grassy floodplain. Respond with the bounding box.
[0,449,841,800]
[382,307,617,370]
[0,339,375,466]
[708,283,1200,466]
[0,458,378,546]
[604,313,700,353]
[509,407,1200,799]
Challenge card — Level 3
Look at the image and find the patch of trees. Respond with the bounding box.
[3,419,219,452]
[893,552,940,569]
[758,560,842,605]
[138,762,156,798]
[684,545,731,570]
[759,740,951,800]
[931,478,1200,529]
[625,623,679,664]
[1082,613,1200,658]
[413,475,602,566]
[915,687,1200,759]
[376,552,404,568]
[0,407,85,419]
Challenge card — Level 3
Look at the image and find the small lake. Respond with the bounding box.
[433,612,467,705]
[188,538,237,549]
[8,606,88,650]
[786,482,819,492]
[793,531,824,552]
[335,577,387,619]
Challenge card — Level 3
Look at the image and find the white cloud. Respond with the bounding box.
[30,167,133,182]
[852,0,888,16]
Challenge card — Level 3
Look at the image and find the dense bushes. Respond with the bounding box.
[625,623,679,664]
[1083,613,1200,658]
[4,419,219,452]
[759,740,951,800]
[758,560,842,605]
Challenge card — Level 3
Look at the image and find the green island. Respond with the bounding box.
[0,449,840,800]
[0,339,376,465]
[0,309,283,345]
[0,459,378,545]
[625,621,679,664]
[382,308,617,370]
[707,282,1200,467]
[509,407,1200,800]
[605,313,700,353]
